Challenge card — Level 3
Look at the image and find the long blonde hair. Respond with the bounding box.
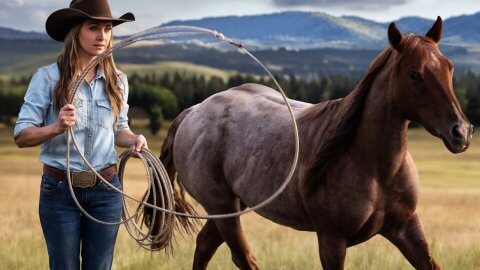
[52,22,123,121]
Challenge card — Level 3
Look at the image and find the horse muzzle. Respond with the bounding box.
[442,122,474,154]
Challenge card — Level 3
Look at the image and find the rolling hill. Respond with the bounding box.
[1,11,479,78]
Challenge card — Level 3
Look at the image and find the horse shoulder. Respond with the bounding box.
[393,152,419,203]
[384,152,420,223]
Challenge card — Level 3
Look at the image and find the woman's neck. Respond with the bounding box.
[78,54,97,83]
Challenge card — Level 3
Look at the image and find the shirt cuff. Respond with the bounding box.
[13,122,37,139]
[113,122,130,135]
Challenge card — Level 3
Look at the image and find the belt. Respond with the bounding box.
[43,164,117,188]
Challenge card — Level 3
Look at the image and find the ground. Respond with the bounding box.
[0,122,479,270]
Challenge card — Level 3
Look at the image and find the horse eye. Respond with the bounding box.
[408,70,421,81]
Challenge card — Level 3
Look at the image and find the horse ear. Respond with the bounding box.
[388,22,403,51]
[425,16,442,43]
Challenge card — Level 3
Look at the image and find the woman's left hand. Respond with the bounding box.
[130,134,148,156]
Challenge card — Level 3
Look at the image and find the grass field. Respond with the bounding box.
[117,61,236,81]
[0,123,479,270]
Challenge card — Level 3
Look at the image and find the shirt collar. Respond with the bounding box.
[94,65,106,81]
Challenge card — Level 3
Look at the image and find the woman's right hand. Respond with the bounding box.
[15,103,77,148]
[55,104,76,134]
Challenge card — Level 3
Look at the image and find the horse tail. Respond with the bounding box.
[160,107,199,233]
[143,108,199,251]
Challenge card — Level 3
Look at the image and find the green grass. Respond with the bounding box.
[1,124,479,269]
[0,59,237,81]
[0,53,59,77]
[117,61,236,81]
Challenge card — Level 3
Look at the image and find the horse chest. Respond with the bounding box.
[303,167,391,240]
[341,179,417,245]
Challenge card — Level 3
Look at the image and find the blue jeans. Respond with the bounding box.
[39,173,123,270]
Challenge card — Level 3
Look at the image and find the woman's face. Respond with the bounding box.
[77,20,112,58]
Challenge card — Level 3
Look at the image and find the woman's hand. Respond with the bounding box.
[15,104,76,148]
[129,134,148,156]
[114,130,149,157]
[55,104,76,134]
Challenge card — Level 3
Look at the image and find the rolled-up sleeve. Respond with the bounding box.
[14,69,52,139]
[114,73,130,134]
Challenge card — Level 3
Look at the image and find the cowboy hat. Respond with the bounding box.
[46,0,135,42]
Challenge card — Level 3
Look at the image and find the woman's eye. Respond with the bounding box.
[408,70,421,81]
[89,26,98,31]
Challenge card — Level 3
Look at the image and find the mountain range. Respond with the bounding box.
[2,11,478,49]
[162,11,480,49]
[1,11,479,78]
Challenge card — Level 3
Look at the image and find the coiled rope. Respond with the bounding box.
[65,25,300,250]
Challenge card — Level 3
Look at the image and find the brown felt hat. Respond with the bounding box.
[46,0,135,42]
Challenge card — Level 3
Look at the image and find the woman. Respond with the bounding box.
[14,0,144,269]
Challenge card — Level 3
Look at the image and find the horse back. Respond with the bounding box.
[172,83,314,230]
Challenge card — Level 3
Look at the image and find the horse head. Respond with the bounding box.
[388,16,473,153]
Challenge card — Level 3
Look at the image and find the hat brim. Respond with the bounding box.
[46,8,135,42]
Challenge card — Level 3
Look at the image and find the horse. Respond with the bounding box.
[146,17,473,269]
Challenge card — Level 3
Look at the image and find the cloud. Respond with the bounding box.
[272,0,410,10]
[0,1,63,32]
[7,0,24,7]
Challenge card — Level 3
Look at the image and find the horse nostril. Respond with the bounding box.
[451,124,463,140]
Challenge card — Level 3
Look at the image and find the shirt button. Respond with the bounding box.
[86,151,90,154]
[88,134,92,137]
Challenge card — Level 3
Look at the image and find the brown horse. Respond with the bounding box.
[148,17,473,269]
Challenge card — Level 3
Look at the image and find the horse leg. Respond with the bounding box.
[317,234,347,270]
[192,220,225,270]
[214,215,259,270]
[382,213,440,270]
[192,191,258,270]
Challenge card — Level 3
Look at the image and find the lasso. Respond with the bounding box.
[65,26,300,250]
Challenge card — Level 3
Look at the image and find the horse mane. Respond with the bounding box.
[299,46,395,188]
[299,34,431,188]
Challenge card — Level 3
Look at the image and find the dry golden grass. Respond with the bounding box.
[0,124,479,269]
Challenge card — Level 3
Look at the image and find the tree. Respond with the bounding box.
[0,84,27,125]
[129,82,178,118]
[147,105,163,135]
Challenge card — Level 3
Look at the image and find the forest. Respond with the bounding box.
[1,70,479,135]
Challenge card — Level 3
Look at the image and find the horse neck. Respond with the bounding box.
[349,61,409,178]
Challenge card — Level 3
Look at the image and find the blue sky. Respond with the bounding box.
[1,0,479,35]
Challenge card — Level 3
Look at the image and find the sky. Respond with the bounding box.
[1,0,479,35]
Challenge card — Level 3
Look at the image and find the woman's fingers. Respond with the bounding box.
[135,135,148,152]
[59,116,75,129]
[58,104,76,128]
[62,111,75,117]
[129,145,140,158]
[62,104,76,111]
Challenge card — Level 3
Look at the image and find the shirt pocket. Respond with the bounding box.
[97,98,114,130]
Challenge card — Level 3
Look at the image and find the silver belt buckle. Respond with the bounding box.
[71,171,97,188]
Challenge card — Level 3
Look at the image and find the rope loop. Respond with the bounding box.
[65,25,300,251]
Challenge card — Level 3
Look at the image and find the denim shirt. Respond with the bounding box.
[14,63,130,171]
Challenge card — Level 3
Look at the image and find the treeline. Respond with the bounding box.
[127,71,480,128]
[1,71,480,134]
[127,72,356,113]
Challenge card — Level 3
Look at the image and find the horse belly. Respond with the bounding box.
[173,88,313,231]
[250,191,314,231]
[220,109,312,229]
